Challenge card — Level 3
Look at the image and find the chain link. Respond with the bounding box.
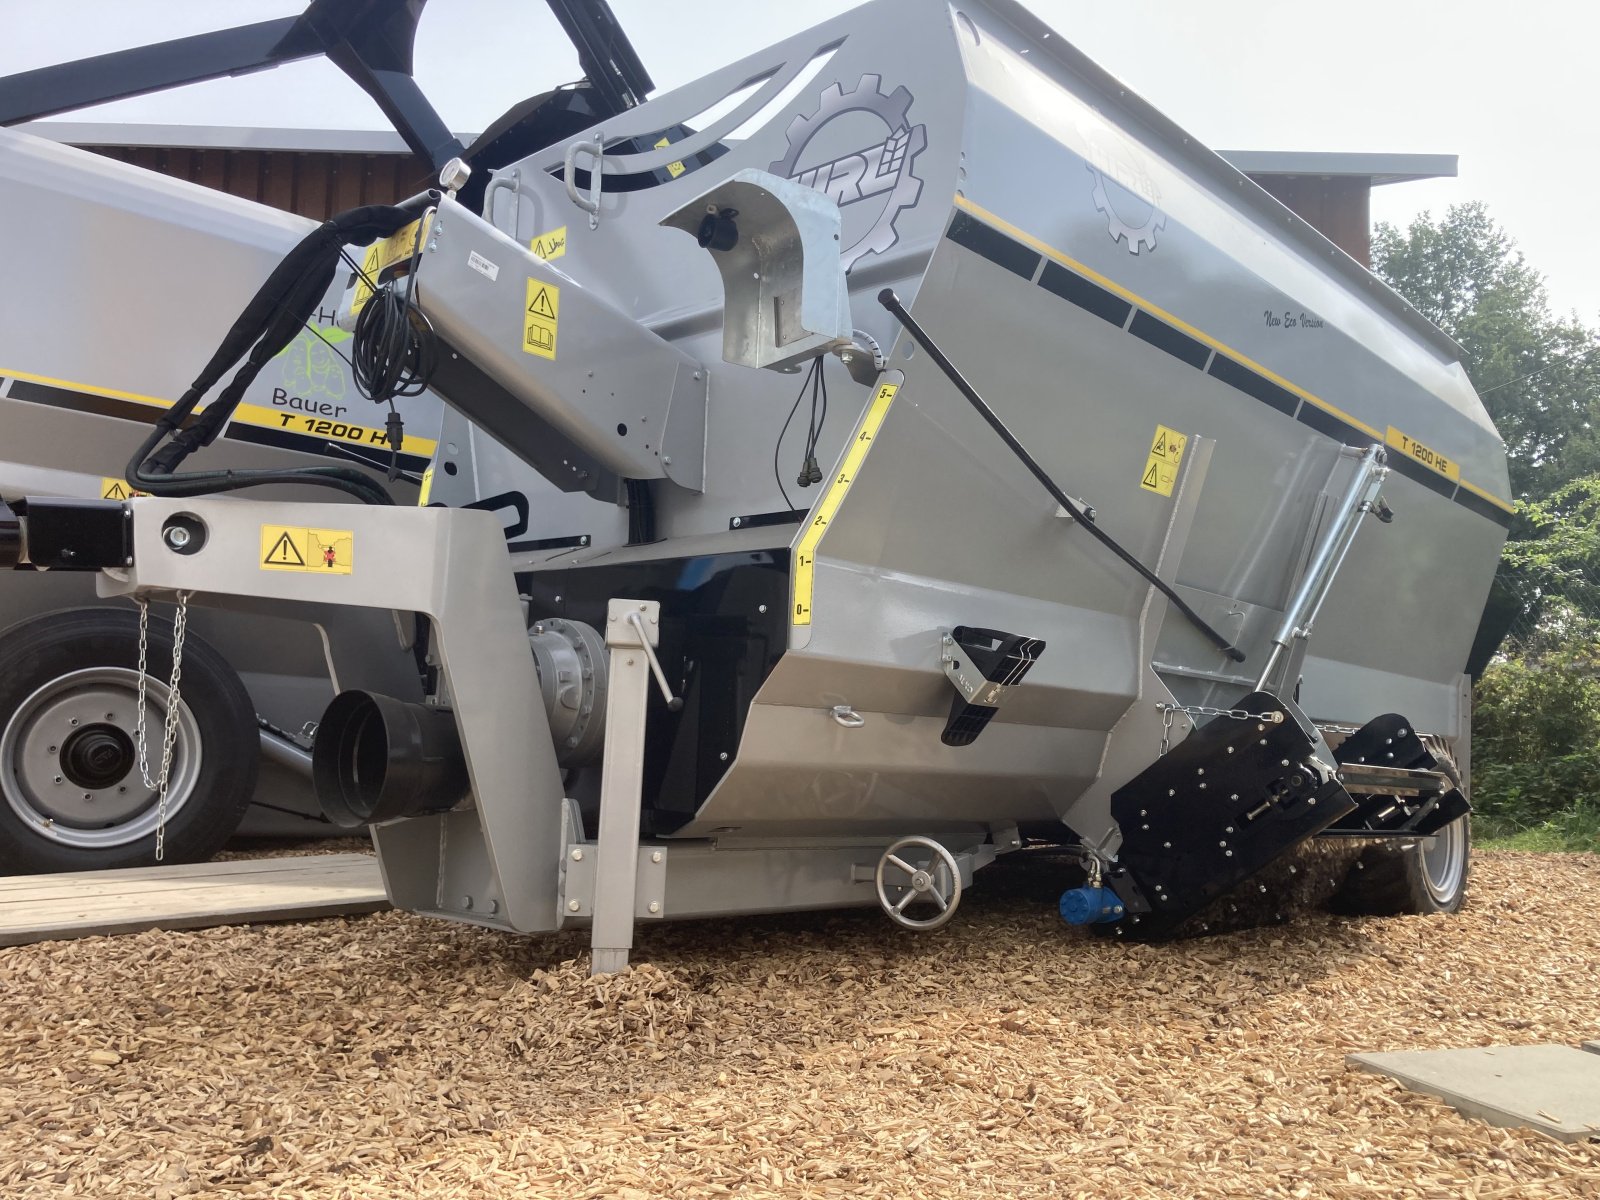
[134,593,190,861]
[1157,701,1285,756]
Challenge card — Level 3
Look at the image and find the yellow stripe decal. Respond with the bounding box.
[1,366,438,458]
[950,195,1515,515]
[792,381,899,626]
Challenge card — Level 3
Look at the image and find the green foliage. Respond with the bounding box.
[1375,205,1600,850]
[1372,203,1600,501]
[1475,800,1600,852]
[1472,616,1600,841]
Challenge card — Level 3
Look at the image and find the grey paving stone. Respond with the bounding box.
[1349,1044,1600,1143]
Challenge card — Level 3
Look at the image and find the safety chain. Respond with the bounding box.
[135,592,191,861]
[1157,701,1285,756]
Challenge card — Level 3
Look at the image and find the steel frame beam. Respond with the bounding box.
[0,0,653,172]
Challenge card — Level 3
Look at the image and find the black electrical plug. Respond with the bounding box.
[385,410,406,481]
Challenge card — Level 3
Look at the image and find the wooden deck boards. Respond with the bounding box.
[0,854,389,946]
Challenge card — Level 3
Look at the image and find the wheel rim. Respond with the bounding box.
[1420,817,1467,904]
[0,667,203,849]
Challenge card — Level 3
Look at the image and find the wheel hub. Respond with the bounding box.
[1,667,202,845]
[60,724,137,791]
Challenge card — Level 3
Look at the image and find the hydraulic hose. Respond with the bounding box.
[877,288,1247,664]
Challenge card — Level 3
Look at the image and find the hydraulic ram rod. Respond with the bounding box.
[877,289,1247,664]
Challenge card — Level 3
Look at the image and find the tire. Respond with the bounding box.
[1330,747,1470,916]
[0,607,259,873]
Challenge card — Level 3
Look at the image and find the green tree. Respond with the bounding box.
[1372,203,1600,500]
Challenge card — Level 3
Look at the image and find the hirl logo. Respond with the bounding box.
[770,74,926,270]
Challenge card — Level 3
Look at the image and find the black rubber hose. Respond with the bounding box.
[127,192,441,505]
[877,288,1246,664]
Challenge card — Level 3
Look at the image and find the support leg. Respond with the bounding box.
[589,598,658,975]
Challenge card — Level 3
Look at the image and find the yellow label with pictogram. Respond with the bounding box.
[523,279,560,360]
[529,226,567,261]
[100,478,147,501]
[352,217,427,315]
[653,136,686,178]
[260,525,354,575]
[1140,424,1188,497]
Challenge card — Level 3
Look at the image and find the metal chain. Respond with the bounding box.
[134,593,190,861]
[1157,701,1285,756]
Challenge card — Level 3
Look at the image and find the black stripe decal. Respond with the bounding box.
[1208,354,1298,417]
[1129,310,1209,368]
[8,378,177,426]
[1295,401,1378,449]
[1038,260,1131,326]
[1386,450,1460,500]
[946,211,1040,280]
[5,378,427,475]
[1455,486,1517,530]
[220,421,432,477]
[941,214,1514,527]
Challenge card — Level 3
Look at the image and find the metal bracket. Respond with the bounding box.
[941,633,1006,707]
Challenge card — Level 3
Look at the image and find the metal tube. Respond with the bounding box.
[1256,445,1387,690]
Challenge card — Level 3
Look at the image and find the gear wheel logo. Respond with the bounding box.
[769,74,926,271]
[1089,162,1166,256]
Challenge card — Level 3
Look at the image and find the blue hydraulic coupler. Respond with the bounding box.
[1059,886,1124,925]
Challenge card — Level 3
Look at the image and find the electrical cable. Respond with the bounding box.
[772,358,822,512]
[125,194,438,505]
[349,217,438,479]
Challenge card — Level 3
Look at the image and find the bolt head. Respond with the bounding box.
[651,851,662,863]
[571,848,584,861]
[568,899,581,912]
[731,517,742,528]
[648,901,660,914]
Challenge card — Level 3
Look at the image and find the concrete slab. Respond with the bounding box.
[1349,1045,1600,1142]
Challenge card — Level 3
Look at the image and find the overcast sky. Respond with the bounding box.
[7,1,1595,320]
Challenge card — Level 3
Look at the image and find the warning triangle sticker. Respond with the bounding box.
[528,287,557,320]
[264,531,305,566]
[1152,433,1167,457]
[1141,462,1161,489]
[103,482,127,500]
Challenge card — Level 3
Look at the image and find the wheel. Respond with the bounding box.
[1330,746,1470,915]
[0,607,259,873]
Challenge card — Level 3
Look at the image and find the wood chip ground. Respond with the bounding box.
[2,849,1597,1198]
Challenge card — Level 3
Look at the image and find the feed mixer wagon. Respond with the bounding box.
[0,0,1510,970]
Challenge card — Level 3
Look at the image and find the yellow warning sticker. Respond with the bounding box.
[523,279,560,360]
[529,225,567,261]
[352,216,427,316]
[1386,425,1460,482]
[792,381,900,626]
[1140,424,1188,497]
[260,525,354,575]
[653,136,687,179]
[100,478,147,501]
[418,465,435,507]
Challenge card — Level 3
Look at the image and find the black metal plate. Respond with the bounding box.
[17,497,131,570]
[1105,691,1356,940]
[520,550,791,832]
[1332,712,1429,770]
